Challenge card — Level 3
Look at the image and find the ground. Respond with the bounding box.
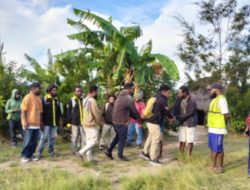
[0,126,250,190]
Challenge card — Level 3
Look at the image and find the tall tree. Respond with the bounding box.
[177,0,250,84]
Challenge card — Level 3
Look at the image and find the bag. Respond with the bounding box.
[143,97,156,119]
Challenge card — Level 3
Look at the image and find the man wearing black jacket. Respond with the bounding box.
[66,86,86,155]
[173,86,198,155]
[99,95,116,150]
[142,85,173,166]
[105,83,140,161]
[37,84,62,158]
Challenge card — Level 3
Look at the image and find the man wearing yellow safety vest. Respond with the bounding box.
[208,83,230,174]
[66,86,86,155]
[37,84,62,159]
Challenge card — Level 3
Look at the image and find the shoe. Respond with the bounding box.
[117,156,129,161]
[20,157,30,163]
[141,152,150,161]
[136,145,143,149]
[31,156,39,162]
[76,152,84,161]
[149,159,163,166]
[104,150,114,160]
[99,145,105,150]
[49,152,54,157]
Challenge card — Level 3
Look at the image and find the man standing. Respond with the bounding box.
[37,84,62,158]
[99,95,116,150]
[66,86,86,155]
[5,89,23,147]
[141,85,173,166]
[78,85,102,162]
[105,83,140,161]
[174,86,198,155]
[20,83,43,163]
[208,83,230,174]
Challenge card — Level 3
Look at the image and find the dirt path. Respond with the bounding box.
[0,126,208,186]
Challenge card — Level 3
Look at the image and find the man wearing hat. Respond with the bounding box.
[37,84,62,159]
[207,83,230,173]
[20,82,43,163]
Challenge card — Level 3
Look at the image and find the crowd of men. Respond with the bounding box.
[5,82,238,174]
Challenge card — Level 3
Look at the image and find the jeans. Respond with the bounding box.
[71,125,86,154]
[127,122,143,145]
[108,124,128,158]
[248,135,250,175]
[21,129,40,158]
[38,126,57,155]
[9,120,23,145]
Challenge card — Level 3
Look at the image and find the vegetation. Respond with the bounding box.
[0,130,249,190]
[177,0,250,132]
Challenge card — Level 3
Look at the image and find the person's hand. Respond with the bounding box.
[40,122,44,131]
[23,124,29,129]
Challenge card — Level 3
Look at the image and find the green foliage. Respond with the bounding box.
[0,167,111,190]
[56,9,179,95]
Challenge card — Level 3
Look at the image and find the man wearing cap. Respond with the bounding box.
[20,83,43,163]
[208,83,230,173]
[105,83,140,161]
[37,84,62,158]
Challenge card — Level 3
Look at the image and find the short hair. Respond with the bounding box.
[30,82,41,89]
[179,86,189,94]
[124,83,134,89]
[89,85,98,93]
[159,84,171,91]
[107,94,116,100]
[74,85,82,91]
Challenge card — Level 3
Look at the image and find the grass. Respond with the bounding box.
[0,167,111,190]
[120,135,250,190]
[0,131,249,190]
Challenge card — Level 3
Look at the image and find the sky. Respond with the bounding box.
[0,0,249,83]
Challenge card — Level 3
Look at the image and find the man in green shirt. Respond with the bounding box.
[5,89,23,147]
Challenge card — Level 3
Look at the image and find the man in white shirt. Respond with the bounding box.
[207,83,230,174]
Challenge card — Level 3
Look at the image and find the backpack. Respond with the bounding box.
[143,97,156,119]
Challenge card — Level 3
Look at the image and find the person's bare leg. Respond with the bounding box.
[216,152,224,173]
[179,142,186,153]
[211,151,218,169]
[188,143,193,155]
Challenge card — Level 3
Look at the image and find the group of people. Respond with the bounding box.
[6,81,248,175]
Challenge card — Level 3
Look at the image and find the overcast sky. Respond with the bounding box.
[0,0,249,83]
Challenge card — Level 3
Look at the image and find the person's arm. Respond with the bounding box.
[161,99,173,119]
[21,97,29,129]
[5,100,13,113]
[128,97,140,120]
[179,99,196,121]
[218,97,230,125]
[66,99,73,127]
[91,99,103,125]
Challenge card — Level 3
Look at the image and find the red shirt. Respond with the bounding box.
[246,115,250,129]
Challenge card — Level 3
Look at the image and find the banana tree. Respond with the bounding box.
[57,9,179,95]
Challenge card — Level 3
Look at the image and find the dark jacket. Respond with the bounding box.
[42,94,62,127]
[66,96,83,126]
[103,103,114,125]
[173,95,198,127]
[112,90,140,125]
[147,92,173,125]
